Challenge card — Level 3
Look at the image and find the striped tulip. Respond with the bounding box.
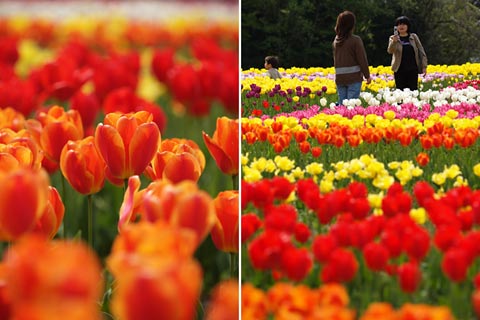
[60,136,105,195]
[95,111,160,186]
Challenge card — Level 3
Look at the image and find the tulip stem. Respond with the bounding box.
[232,174,238,190]
[87,194,94,249]
[229,252,237,278]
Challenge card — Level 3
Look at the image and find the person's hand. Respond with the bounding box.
[392,35,400,42]
[366,77,372,84]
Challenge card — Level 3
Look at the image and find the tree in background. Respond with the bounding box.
[241,0,480,68]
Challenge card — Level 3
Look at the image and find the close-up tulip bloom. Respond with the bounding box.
[3,235,104,320]
[35,105,84,164]
[107,221,202,320]
[144,138,206,183]
[95,111,160,186]
[141,180,216,248]
[60,136,105,195]
[210,190,239,253]
[203,116,239,176]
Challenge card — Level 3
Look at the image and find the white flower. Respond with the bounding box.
[320,97,327,107]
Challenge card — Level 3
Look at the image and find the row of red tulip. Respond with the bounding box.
[242,177,480,317]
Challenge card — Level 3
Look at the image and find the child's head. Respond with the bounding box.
[264,56,279,69]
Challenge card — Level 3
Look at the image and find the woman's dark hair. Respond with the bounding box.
[335,11,356,38]
[395,16,411,30]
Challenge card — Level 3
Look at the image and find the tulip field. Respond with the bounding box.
[241,64,480,319]
[0,5,239,320]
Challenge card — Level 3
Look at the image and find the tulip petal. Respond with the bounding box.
[172,191,215,246]
[129,123,160,175]
[163,153,202,183]
[95,124,126,179]
[202,132,235,175]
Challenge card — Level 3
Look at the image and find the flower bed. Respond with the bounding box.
[241,64,480,319]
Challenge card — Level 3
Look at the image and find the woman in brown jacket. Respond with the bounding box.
[387,16,428,91]
[333,11,371,106]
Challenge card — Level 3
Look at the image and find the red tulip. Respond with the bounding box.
[403,225,430,261]
[151,48,175,83]
[362,242,389,271]
[397,261,421,293]
[312,234,338,263]
[0,78,38,116]
[294,223,311,243]
[202,116,239,176]
[321,248,358,283]
[60,136,106,195]
[211,190,239,253]
[441,248,470,282]
[241,213,262,243]
[95,111,160,185]
[280,247,312,281]
[248,230,291,270]
[102,87,166,134]
[70,91,101,134]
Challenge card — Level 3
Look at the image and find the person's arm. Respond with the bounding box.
[356,38,371,83]
[387,35,400,54]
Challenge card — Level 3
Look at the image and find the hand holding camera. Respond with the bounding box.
[393,26,400,42]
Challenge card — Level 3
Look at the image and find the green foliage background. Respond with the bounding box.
[241,0,480,68]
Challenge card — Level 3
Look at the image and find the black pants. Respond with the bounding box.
[394,70,418,90]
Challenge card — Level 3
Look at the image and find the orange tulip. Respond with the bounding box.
[32,186,64,239]
[294,129,308,143]
[108,221,202,320]
[360,303,396,320]
[141,180,216,247]
[415,152,429,167]
[245,131,257,144]
[60,136,105,195]
[205,279,239,320]
[241,283,268,320]
[0,128,44,173]
[3,235,103,320]
[0,107,26,132]
[36,106,84,163]
[202,116,239,176]
[95,111,160,185]
[145,138,206,183]
[211,190,239,253]
[0,167,50,241]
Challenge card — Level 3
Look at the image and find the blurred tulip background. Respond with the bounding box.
[0,0,239,319]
